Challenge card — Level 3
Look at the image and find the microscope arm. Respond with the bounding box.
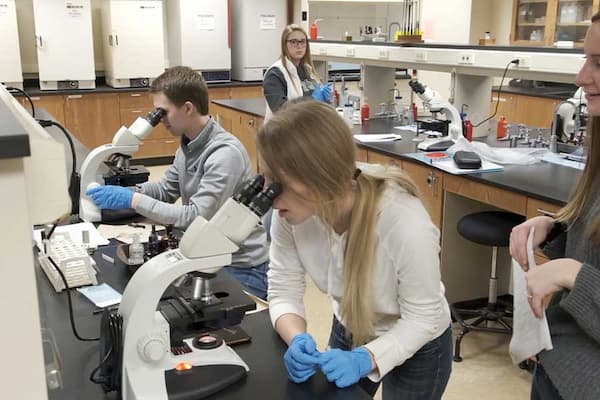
[79,108,165,222]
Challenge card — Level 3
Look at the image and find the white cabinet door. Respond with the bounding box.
[178,0,230,70]
[238,0,286,68]
[32,0,95,81]
[0,0,22,84]
[110,0,165,78]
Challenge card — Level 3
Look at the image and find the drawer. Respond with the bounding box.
[444,175,527,215]
[526,198,562,220]
[119,92,152,109]
[367,150,401,167]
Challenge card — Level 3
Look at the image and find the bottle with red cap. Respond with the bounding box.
[497,116,508,139]
[360,98,370,124]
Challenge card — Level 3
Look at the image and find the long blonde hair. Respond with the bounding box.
[257,100,419,346]
[279,24,320,93]
[555,116,600,240]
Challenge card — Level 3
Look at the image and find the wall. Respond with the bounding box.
[491,0,513,46]
[308,2,404,41]
[470,0,494,45]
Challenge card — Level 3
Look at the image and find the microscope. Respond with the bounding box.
[408,79,463,151]
[551,87,587,151]
[98,175,281,400]
[79,107,166,222]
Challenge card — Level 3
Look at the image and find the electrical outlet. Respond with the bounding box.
[514,56,531,68]
[415,50,427,61]
[378,49,389,59]
[458,52,475,64]
[346,47,355,57]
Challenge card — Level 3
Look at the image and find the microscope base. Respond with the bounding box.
[417,137,455,151]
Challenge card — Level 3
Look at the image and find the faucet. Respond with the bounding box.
[388,22,401,42]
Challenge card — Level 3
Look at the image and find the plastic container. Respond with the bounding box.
[497,116,508,139]
[128,233,144,265]
[463,119,473,142]
[360,100,370,123]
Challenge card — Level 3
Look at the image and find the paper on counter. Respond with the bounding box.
[354,134,402,143]
[77,283,122,308]
[97,223,165,244]
[33,222,109,250]
[509,227,553,364]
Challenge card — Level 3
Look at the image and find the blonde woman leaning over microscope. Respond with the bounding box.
[509,12,600,400]
[259,99,452,400]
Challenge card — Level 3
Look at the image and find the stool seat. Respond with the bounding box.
[457,211,525,247]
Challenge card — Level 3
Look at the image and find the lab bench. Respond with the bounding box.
[212,97,580,304]
[36,242,371,400]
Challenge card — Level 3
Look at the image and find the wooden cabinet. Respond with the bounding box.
[230,86,264,99]
[118,92,171,144]
[238,114,262,173]
[513,95,560,128]
[211,103,262,172]
[444,174,528,215]
[355,146,368,162]
[491,92,561,128]
[403,161,444,229]
[23,95,66,127]
[526,197,563,264]
[208,87,233,117]
[511,0,599,47]
[64,93,121,149]
[367,150,401,167]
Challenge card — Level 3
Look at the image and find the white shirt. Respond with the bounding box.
[267,184,451,381]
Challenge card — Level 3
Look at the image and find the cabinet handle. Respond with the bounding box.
[536,208,556,217]
[427,172,438,196]
[67,95,83,99]
[130,110,143,113]
[30,97,41,101]
[164,140,175,144]
[248,119,254,127]
[115,34,119,46]
[130,93,142,97]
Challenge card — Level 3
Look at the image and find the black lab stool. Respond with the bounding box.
[451,211,525,362]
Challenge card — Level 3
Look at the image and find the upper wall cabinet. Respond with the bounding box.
[511,0,599,47]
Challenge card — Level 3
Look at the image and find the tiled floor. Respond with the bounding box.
[147,165,533,400]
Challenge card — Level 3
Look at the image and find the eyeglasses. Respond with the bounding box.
[287,39,307,47]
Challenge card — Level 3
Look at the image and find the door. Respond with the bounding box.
[179,0,230,70]
[239,0,286,68]
[0,0,22,83]
[32,0,95,81]
[110,0,165,78]
[402,161,443,229]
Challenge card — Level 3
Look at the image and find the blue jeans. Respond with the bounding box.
[531,363,563,400]
[223,261,268,300]
[328,316,452,400]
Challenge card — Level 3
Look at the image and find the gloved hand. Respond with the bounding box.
[318,347,372,388]
[284,333,321,383]
[311,83,332,103]
[86,185,134,210]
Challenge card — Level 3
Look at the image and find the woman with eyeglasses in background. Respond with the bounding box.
[263,24,331,120]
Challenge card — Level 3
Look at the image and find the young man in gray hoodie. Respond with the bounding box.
[86,66,269,299]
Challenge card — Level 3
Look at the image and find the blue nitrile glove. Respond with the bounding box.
[284,333,321,383]
[318,347,372,388]
[311,83,332,102]
[86,185,134,210]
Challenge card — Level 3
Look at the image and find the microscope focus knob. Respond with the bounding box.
[137,334,167,363]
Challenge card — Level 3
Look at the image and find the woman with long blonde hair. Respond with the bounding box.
[260,99,452,399]
[510,13,600,400]
[262,24,330,120]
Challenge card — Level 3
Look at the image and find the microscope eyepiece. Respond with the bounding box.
[408,79,426,94]
[146,108,166,126]
[234,175,265,206]
[248,182,282,217]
